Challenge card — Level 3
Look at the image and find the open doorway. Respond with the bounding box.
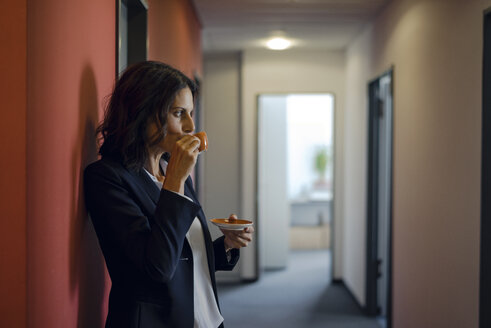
[256,93,334,276]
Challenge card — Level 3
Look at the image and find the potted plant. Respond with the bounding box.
[314,146,330,188]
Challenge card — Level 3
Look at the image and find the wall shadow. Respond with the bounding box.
[70,65,107,327]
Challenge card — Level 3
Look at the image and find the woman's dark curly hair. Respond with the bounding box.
[97,61,197,170]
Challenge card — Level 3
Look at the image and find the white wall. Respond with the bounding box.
[343,0,491,326]
[202,53,242,281]
[257,96,289,269]
[343,25,372,306]
[241,49,346,279]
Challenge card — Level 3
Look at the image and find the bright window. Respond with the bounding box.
[286,94,334,200]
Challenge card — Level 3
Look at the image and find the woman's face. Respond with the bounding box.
[150,87,195,154]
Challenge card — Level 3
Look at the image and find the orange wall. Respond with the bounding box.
[0,0,202,326]
[148,0,203,77]
[0,1,27,327]
[26,0,115,326]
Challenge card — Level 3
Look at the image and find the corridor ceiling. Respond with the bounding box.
[192,0,391,53]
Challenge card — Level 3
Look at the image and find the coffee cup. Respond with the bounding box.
[194,131,208,153]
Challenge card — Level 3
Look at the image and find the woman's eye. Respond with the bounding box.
[174,110,183,117]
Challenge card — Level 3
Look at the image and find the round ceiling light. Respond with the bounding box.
[266,37,291,50]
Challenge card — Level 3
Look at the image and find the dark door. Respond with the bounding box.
[366,69,393,328]
[481,8,491,328]
[117,0,148,75]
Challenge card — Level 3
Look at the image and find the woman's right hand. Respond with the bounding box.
[163,135,200,194]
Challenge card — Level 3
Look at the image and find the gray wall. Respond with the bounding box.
[202,52,242,280]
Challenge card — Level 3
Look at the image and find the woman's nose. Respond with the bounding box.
[182,113,195,133]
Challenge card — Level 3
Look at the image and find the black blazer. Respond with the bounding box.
[84,156,239,328]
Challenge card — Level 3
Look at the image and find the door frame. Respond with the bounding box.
[365,68,394,327]
[255,92,337,279]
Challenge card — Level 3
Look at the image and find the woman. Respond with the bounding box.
[84,61,253,328]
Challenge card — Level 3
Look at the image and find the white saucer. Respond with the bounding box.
[210,218,253,231]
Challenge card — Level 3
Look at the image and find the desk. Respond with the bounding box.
[290,195,332,226]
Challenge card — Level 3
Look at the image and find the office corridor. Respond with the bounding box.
[217,250,381,328]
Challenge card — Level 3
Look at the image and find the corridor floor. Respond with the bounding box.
[217,250,381,328]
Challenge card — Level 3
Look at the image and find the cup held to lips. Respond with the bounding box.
[194,131,208,152]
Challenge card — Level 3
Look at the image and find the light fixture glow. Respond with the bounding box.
[266,37,291,50]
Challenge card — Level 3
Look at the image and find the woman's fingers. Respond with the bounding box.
[224,228,252,240]
[225,236,249,248]
[164,135,201,193]
[176,135,201,153]
[238,230,253,242]
[221,227,254,249]
[170,136,200,167]
[221,215,254,249]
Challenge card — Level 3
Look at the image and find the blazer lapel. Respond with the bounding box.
[131,168,161,205]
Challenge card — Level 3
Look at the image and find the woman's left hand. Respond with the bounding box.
[221,214,254,251]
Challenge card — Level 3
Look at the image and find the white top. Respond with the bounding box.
[144,164,224,328]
